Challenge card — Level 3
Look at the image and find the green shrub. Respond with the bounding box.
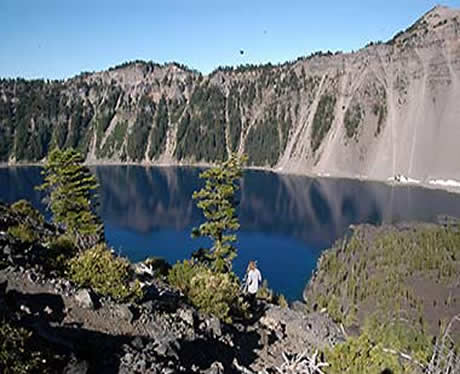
[44,234,77,273]
[168,260,246,322]
[276,294,289,309]
[0,320,44,374]
[363,318,432,365]
[168,260,201,295]
[10,199,44,224]
[325,332,403,374]
[257,279,275,302]
[7,224,38,244]
[68,244,143,302]
[325,318,432,374]
[253,279,288,307]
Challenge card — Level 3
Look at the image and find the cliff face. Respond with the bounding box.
[1,6,460,182]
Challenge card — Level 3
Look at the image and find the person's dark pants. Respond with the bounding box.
[247,292,257,311]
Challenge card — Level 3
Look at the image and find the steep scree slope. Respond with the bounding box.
[1,6,460,182]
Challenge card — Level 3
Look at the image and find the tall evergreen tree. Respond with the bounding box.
[37,148,102,249]
[192,153,247,272]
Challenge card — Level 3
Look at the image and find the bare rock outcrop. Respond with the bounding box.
[2,6,460,185]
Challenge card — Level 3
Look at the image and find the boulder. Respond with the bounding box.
[63,356,89,374]
[114,303,134,322]
[290,300,307,313]
[260,305,344,350]
[178,307,195,327]
[74,289,97,310]
[202,361,224,374]
[205,315,222,337]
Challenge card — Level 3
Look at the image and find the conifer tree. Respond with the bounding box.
[37,147,102,249]
[192,153,247,272]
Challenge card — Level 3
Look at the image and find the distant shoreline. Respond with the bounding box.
[2,160,460,196]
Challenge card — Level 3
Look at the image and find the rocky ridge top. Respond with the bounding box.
[1,7,460,184]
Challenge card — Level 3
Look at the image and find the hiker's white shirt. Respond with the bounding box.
[247,268,262,294]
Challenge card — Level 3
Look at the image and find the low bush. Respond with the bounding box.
[7,201,45,245]
[325,318,432,374]
[325,318,433,374]
[44,235,77,274]
[256,279,274,302]
[0,320,44,374]
[325,331,403,374]
[276,294,289,309]
[68,244,143,302]
[168,260,246,322]
[168,259,200,295]
[256,280,288,308]
[7,224,38,244]
[10,200,44,224]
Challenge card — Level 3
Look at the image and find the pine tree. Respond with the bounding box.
[37,147,102,249]
[192,153,247,272]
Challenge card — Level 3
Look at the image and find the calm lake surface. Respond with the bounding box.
[2,166,460,300]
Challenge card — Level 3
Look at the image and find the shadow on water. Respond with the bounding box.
[2,166,460,300]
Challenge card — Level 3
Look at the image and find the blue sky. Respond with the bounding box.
[2,0,460,79]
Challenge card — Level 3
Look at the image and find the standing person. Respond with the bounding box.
[247,260,262,309]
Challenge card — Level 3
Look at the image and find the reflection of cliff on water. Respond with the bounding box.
[94,166,460,249]
[242,171,460,247]
[0,167,45,209]
[94,166,203,233]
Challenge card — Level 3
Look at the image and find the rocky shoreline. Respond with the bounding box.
[2,161,460,197]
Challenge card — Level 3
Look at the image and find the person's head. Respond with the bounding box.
[248,260,256,270]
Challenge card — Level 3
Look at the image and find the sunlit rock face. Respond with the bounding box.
[2,7,460,184]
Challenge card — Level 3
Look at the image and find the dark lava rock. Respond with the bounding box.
[63,357,89,374]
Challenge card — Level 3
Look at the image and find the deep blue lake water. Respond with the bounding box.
[2,166,460,301]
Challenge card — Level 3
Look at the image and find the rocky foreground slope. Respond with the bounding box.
[0,201,344,373]
[1,201,460,373]
[2,6,460,183]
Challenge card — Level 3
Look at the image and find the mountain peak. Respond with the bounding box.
[422,4,460,24]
